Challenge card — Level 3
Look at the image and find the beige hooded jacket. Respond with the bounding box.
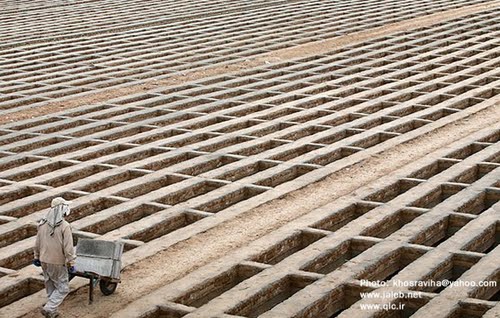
[34,199,76,266]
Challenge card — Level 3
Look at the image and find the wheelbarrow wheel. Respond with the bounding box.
[99,280,118,296]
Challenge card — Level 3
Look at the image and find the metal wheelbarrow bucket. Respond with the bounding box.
[69,239,124,304]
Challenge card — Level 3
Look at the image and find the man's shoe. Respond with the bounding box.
[41,308,59,318]
[40,308,50,318]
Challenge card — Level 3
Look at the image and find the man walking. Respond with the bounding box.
[33,197,76,318]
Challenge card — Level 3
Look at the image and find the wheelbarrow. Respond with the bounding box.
[69,239,124,304]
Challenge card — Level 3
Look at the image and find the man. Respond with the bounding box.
[33,197,77,318]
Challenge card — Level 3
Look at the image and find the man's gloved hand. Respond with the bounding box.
[33,259,41,267]
[68,266,76,274]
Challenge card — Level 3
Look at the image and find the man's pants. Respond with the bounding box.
[41,263,69,313]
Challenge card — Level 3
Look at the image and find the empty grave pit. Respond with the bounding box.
[446,301,497,318]
[311,202,381,232]
[444,142,491,160]
[113,175,187,199]
[65,197,125,222]
[469,269,500,302]
[408,183,467,209]
[2,192,83,218]
[462,221,499,254]
[0,186,46,205]
[292,284,376,318]
[410,214,473,247]
[361,209,425,239]
[154,180,226,206]
[267,144,323,162]
[414,253,482,293]
[455,188,500,215]
[41,164,113,187]
[103,148,170,166]
[451,163,498,184]
[195,186,268,213]
[406,159,458,180]
[226,275,318,318]
[137,306,189,318]
[214,160,278,182]
[0,156,42,173]
[301,238,378,275]
[177,156,240,176]
[81,204,166,235]
[254,165,317,188]
[5,160,75,182]
[76,170,149,193]
[306,146,361,166]
[126,212,206,243]
[358,246,429,283]
[363,179,423,203]
[0,224,37,249]
[173,264,265,308]
[0,278,45,308]
[250,230,327,265]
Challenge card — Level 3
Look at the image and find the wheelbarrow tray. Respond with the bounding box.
[71,239,124,303]
[74,239,123,280]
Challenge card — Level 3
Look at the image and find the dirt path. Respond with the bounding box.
[2,0,499,125]
[13,102,498,318]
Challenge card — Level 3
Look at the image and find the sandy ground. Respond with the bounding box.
[13,102,498,318]
[1,0,499,125]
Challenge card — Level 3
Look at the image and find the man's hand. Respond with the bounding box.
[33,259,41,267]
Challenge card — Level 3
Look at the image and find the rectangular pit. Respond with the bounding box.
[301,238,378,275]
[139,152,200,171]
[407,159,458,179]
[363,179,422,203]
[155,180,226,206]
[306,147,361,166]
[311,202,381,232]
[103,148,170,166]
[66,197,125,222]
[6,161,75,182]
[268,144,322,162]
[71,144,136,161]
[415,253,480,292]
[349,132,399,149]
[174,264,264,308]
[410,214,473,247]
[114,175,186,199]
[195,186,267,213]
[0,278,45,308]
[82,204,165,235]
[226,275,317,318]
[0,186,46,205]
[215,161,278,182]
[178,156,239,176]
[292,285,373,318]
[451,163,498,184]
[0,224,37,249]
[409,184,467,209]
[255,165,316,187]
[361,209,423,239]
[463,221,499,253]
[127,212,206,242]
[76,170,149,193]
[42,165,112,187]
[444,143,490,160]
[359,247,428,282]
[455,188,499,215]
[251,230,326,265]
[230,140,288,157]
[3,192,82,218]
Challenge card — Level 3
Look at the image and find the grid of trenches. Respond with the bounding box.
[112,126,500,318]
[0,9,500,312]
[0,0,493,114]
